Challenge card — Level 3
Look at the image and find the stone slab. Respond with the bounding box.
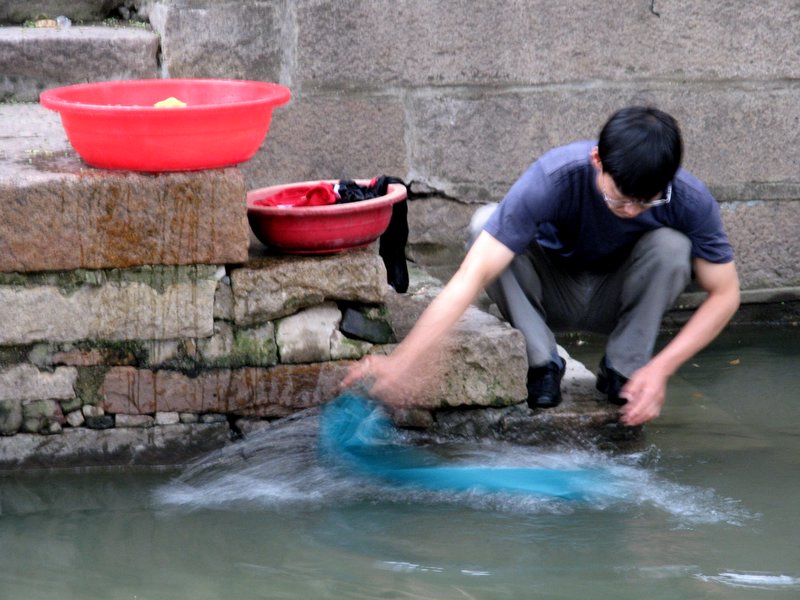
[0,266,218,344]
[383,266,622,426]
[275,302,341,364]
[431,306,528,408]
[146,0,290,82]
[231,323,279,367]
[0,423,230,470]
[393,342,636,444]
[0,104,250,273]
[295,1,800,89]
[0,25,159,102]
[407,86,800,204]
[721,200,800,289]
[241,94,408,191]
[231,248,388,325]
[0,364,77,401]
[427,403,640,449]
[100,362,351,418]
[0,2,131,24]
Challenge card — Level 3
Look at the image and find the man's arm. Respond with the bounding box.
[342,231,515,405]
[620,258,741,425]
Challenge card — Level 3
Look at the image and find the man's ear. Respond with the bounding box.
[590,146,602,171]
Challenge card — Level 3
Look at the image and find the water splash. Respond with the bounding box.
[317,393,622,501]
[154,401,755,526]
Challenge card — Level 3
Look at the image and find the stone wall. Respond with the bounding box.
[0,98,529,469]
[0,251,385,436]
[2,0,798,292]
[139,0,800,290]
[0,250,530,469]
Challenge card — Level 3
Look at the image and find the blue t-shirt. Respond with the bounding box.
[483,140,734,270]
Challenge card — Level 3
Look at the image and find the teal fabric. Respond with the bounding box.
[319,392,614,500]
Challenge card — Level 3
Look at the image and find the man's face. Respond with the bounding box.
[590,146,669,219]
[597,172,651,219]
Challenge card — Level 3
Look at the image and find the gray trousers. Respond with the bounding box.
[469,204,692,378]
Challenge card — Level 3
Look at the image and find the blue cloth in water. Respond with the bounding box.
[319,392,612,500]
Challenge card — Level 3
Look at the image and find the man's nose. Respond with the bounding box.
[622,203,644,217]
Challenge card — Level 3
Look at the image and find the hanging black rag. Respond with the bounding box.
[337,176,409,293]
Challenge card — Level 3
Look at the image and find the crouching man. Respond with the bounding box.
[344,106,740,426]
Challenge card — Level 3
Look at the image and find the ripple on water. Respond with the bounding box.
[695,571,800,590]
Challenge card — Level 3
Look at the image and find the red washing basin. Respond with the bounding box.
[247,180,407,254]
[40,78,290,172]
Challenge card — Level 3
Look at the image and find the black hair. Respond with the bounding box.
[597,106,683,200]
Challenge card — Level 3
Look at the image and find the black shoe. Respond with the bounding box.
[526,358,566,409]
[596,356,628,406]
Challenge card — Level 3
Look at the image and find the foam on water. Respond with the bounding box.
[695,571,800,590]
[154,404,755,526]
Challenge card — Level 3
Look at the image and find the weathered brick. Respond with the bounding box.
[21,399,64,433]
[115,413,155,428]
[231,250,387,325]
[0,364,77,402]
[224,363,350,417]
[100,363,351,418]
[231,323,278,367]
[275,302,341,364]
[49,349,106,367]
[0,267,217,345]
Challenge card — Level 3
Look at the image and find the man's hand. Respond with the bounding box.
[340,354,433,408]
[339,231,515,408]
[618,363,670,426]
[617,259,740,427]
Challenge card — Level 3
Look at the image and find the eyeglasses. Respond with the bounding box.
[602,182,672,209]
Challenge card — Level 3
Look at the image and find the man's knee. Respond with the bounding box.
[467,203,498,246]
[636,228,692,279]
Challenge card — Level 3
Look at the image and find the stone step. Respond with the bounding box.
[1,2,136,25]
[0,103,249,272]
[0,24,159,102]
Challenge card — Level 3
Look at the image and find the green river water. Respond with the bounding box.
[1,325,798,599]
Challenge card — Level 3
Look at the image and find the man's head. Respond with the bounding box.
[596,106,683,200]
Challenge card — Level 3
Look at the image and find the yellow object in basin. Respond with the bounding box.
[153,96,187,108]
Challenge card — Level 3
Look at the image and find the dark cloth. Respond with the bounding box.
[336,176,410,293]
[335,176,404,203]
[319,391,615,500]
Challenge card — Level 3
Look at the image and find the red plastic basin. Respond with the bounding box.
[39,79,291,172]
[247,180,407,254]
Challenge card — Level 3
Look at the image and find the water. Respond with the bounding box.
[1,325,798,599]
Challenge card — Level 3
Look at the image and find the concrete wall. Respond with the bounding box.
[140,0,800,290]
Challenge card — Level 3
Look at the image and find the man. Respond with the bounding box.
[344,106,740,426]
